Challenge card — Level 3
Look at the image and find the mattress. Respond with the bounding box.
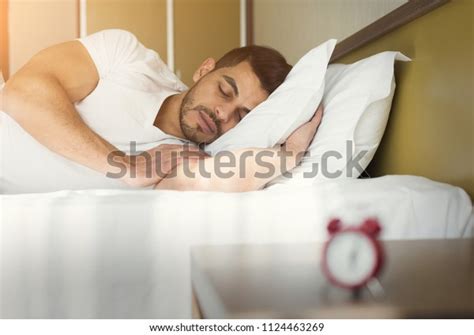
[0,175,472,318]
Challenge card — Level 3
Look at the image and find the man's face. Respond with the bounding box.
[179,61,269,144]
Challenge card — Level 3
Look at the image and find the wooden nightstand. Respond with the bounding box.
[191,239,474,318]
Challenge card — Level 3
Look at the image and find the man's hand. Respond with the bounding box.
[154,105,324,192]
[283,104,324,169]
[118,143,209,188]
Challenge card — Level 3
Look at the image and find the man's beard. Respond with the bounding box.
[179,87,222,145]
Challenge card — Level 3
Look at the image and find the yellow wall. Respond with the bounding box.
[1,0,9,80]
[86,0,240,87]
[87,0,168,60]
[174,0,240,86]
[4,0,240,82]
[8,0,78,76]
[339,0,474,198]
[254,0,406,64]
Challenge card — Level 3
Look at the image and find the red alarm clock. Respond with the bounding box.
[321,218,384,290]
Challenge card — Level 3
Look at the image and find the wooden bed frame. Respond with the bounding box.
[330,0,473,198]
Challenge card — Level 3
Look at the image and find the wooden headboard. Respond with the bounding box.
[331,0,473,199]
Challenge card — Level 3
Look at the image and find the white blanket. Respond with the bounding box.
[0,175,472,318]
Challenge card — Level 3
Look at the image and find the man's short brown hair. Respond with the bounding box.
[215,45,292,95]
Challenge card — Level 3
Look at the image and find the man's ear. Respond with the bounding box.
[192,58,216,83]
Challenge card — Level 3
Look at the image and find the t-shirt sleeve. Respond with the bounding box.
[78,29,149,78]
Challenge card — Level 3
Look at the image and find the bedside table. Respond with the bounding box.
[191,239,474,318]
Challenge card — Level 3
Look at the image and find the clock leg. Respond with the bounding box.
[366,277,386,300]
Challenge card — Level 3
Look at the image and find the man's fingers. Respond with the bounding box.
[146,143,202,158]
[150,143,200,151]
[180,150,209,159]
[183,145,202,152]
[146,144,180,155]
[165,144,202,154]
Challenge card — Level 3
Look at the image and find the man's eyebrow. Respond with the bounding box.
[223,75,239,96]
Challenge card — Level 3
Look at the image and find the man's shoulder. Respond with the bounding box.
[88,29,168,64]
[81,29,187,91]
[87,29,139,46]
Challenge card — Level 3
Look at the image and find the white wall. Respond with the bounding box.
[254,0,407,64]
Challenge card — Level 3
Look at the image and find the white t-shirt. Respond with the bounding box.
[0,29,189,194]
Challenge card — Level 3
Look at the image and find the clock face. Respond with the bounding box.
[325,231,377,287]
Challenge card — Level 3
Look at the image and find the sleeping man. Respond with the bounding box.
[1,29,322,193]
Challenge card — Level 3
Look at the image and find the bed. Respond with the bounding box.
[1,176,472,318]
[1,0,473,318]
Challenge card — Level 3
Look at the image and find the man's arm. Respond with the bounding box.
[155,147,294,192]
[1,41,121,174]
[155,106,323,192]
[0,40,194,187]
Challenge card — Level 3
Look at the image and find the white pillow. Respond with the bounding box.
[204,39,337,155]
[269,51,410,186]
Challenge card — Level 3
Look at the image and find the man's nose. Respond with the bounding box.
[215,105,233,123]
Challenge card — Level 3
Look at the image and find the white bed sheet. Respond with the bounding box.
[0,175,472,318]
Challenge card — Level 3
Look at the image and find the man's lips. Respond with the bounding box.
[197,110,217,135]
